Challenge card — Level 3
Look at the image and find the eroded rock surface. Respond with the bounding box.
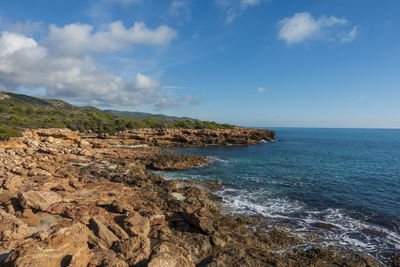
[0,128,385,267]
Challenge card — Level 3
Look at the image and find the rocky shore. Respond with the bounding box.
[0,128,394,266]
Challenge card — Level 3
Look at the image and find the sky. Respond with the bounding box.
[0,0,399,128]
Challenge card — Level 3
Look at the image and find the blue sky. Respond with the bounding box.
[0,0,399,128]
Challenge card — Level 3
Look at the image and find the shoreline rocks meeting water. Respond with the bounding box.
[0,128,395,266]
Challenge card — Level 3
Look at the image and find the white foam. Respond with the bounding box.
[156,170,400,263]
[216,185,400,263]
[208,156,231,164]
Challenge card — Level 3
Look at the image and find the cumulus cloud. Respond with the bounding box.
[278,12,357,45]
[45,21,178,55]
[0,20,182,108]
[215,0,268,23]
[6,20,44,36]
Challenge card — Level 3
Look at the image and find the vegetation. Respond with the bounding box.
[104,110,195,121]
[0,125,23,140]
[0,91,235,135]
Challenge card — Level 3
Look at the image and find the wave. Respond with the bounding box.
[207,156,231,164]
[156,171,400,263]
[216,185,400,262]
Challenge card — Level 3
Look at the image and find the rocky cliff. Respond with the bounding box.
[86,127,276,147]
[0,129,391,266]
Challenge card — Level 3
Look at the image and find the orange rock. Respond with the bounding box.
[121,215,150,237]
[89,218,119,248]
[18,190,62,211]
[111,236,150,265]
[148,242,194,267]
[5,223,92,267]
[0,211,29,241]
[16,209,40,227]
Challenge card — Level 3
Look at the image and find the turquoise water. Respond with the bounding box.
[157,128,400,262]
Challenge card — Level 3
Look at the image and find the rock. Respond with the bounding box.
[390,252,400,267]
[148,242,195,267]
[0,211,29,241]
[78,140,91,149]
[4,223,92,267]
[2,176,22,191]
[105,221,130,240]
[149,214,165,226]
[89,218,119,248]
[16,209,40,227]
[111,236,150,266]
[311,222,338,230]
[68,245,93,267]
[111,200,133,213]
[27,168,52,177]
[171,192,186,201]
[174,232,213,263]
[121,214,150,237]
[18,190,62,211]
[183,207,215,235]
[87,249,128,267]
[211,235,226,249]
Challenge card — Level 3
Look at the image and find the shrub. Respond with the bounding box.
[0,125,23,140]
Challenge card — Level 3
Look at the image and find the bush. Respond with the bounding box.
[0,125,23,140]
[0,100,236,134]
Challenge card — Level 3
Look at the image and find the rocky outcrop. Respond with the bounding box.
[4,223,92,267]
[85,127,275,147]
[0,211,29,242]
[18,190,62,211]
[0,128,385,267]
[148,242,194,267]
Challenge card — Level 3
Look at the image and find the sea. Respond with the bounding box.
[156,128,400,263]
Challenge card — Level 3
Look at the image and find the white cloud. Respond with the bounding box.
[0,22,182,108]
[0,32,42,57]
[6,20,44,36]
[45,21,178,55]
[341,26,358,43]
[241,0,261,9]
[257,87,268,93]
[161,85,194,90]
[278,12,357,45]
[154,95,200,110]
[215,0,268,23]
[168,0,192,23]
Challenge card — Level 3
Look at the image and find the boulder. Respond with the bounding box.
[121,214,150,237]
[148,242,194,267]
[87,249,128,267]
[16,209,40,227]
[0,211,29,241]
[2,176,22,191]
[4,223,92,267]
[149,214,165,226]
[105,221,129,240]
[111,235,150,266]
[89,218,119,248]
[111,200,133,213]
[183,206,215,235]
[18,190,62,211]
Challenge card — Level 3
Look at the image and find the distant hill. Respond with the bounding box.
[105,110,196,121]
[0,91,234,137]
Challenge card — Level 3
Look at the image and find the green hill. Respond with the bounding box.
[0,91,234,138]
[104,110,196,121]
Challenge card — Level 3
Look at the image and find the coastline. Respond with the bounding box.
[0,128,393,266]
